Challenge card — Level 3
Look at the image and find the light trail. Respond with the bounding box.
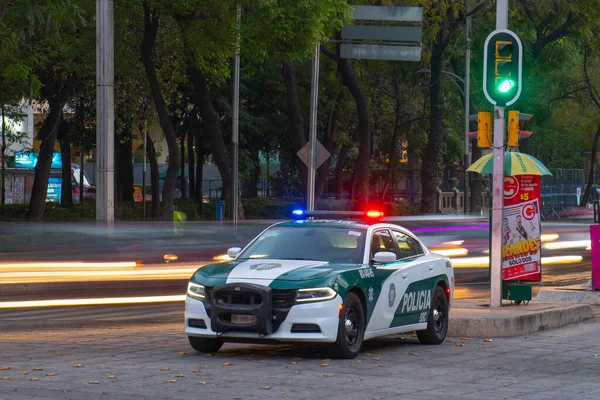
[540,233,559,242]
[543,240,591,250]
[430,248,469,257]
[0,261,138,271]
[450,255,584,268]
[0,295,186,309]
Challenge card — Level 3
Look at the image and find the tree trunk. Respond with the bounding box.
[58,121,73,205]
[188,128,195,199]
[281,62,308,198]
[420,37,446,214]
[187,67,233,204]
[118,130,134,203]
[195,135,204,215]
[334,144,349,200]
[582,125,600,207]
[180,128,186,198]
[140,2,180,220]
[114,130,121,212]
[335,38,370,207]
[380,93,402,202]
[27,78,75,221]
[146,131,160,219]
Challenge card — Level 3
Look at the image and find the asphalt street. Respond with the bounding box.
[1,303,599,400]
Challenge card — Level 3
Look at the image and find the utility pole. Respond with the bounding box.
[1,105,5,205]
[307,43,320,211]
[490,0,509,308]
[96,0,115,224]
[464,10,472,214]
[142,120,147,221]
[231,4,241,226]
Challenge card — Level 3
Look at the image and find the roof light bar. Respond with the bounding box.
[291,210,384,220]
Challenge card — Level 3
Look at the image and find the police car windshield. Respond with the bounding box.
[237,226,366,264]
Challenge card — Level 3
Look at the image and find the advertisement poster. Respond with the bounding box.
[502,175,542,281]
[47,177,62,203]
[14,152,62,169]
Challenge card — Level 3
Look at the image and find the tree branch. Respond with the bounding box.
[583,47,600,111]
[320,44,337,61]
[0,0,9,26]
[466,0,490,17]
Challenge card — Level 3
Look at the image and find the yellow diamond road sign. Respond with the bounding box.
[297,140,331,169]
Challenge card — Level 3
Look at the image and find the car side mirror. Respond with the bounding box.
[227,247,242,259]
[372,251,397,264]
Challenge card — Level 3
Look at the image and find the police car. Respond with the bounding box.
[185,210,454,359]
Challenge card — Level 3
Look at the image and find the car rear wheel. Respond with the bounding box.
[416,285,448,345]
[329,292,365,359]
[188,336,223,354]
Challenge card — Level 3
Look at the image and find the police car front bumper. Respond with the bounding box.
[185,295,342,343]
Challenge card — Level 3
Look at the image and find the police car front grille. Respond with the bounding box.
[216,291,263,306]
[272,290,296,308]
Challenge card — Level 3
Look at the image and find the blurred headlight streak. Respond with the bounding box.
[448,255,583,268]
[540,233,559,242]
[0,262,138,270]
[442,240,464,246]
[212,254,232,261]
[541,255,583,264]
[430,248,469,257]
[543,240,591,250]
[0,295,186,309]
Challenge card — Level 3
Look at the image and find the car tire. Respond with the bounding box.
[188,336,224,354]
[329,292,365,359]
[416,285,448,345]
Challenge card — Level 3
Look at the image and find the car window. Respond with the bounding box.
[393,231,422,259]
[370,230,397,259]
[237,226,366,263]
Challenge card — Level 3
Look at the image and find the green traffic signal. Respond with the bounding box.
[497,79,515,93]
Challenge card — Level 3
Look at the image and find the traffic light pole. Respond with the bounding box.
[490,0,509,308]
[463,14,472,214]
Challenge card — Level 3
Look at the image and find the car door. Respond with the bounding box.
[365,228,414,332]
[390,230,433,327]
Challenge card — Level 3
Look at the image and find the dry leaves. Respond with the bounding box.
[227,379,237,383]
[355,360,362,364]
[323,374,332,377]
[408,351,417,356]
[222,363,232,367]
[28,378,38,381]
[179,352,186,356]
[175,374,185,378]
[192,369,199,373]
[320,363,328,367]
[290,361,296,365]
[260,386,271,390]
[73,364,83,368]
[204,353,214,357]
[32,368,43,371]
[88,381,99,384]
[445,339,454,343]
[166,379,177,383]
[18,371,27,375]
[291,371,300,375]
[372,357,380,361]
[484,339,493,343]
[363,353,371,357]
[1,376,8,381]
[456,343,464,347]
[160,368,169,371]
[459,337,469,341]
[107,375,116,379]
[46,373,55,377]
[281,391,288,395]
[0,367,8,371]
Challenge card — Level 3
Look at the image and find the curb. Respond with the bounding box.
[448,302,594,338]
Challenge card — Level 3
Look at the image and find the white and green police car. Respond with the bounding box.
[185,210,454,359]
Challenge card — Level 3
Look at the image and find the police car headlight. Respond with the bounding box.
[296,287,336,303]
[187,282,206,300]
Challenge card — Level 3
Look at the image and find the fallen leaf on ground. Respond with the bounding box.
[294,357,301,361]
[355,360,362,364]
[323,374,332,377]
[166,380,176,383]
[227,379,237,383]
[260,386,271,390]
[281,391,288,395]
[107,375,116,379]
[1,376,8,380]
[411,333,417,337]
[18,372,27,375]
[408,351,417,356]
[175,374,184,378]
[204,354,213,357]
[88,381,99,384]
[191,369,199,373]
[445,339,454,343]
[456,343,464,347]
[199,382,208,385]
[320,363,328,367]
[28,378,38,381]
[73,364,83,368]
[290,361,296,365]
[372,357,380,361]
[160,368,169,371]
[459,337,469,341]
[0,367,8,371]
[292,371,300,375]
[32,368,43,371]
[484,339,493,343]
[363,353,371,357]
[222,363,232,367]
[46,373,55,377]
[323,359,330,362]
[179,352,186,356]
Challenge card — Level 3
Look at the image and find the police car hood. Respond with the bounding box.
[195,259,358,285]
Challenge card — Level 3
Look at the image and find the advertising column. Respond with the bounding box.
[502,175,542,282]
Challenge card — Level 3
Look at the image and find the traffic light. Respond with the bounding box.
[483,29,523,106]
[477,111,492,148]
[507,110,520,147]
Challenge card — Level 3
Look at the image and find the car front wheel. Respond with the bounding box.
[188,336,223,354]
[329,292,365,359]
[416,285,448,345]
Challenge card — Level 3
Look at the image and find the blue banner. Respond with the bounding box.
[47,177,62,203]
[14,152,62,169]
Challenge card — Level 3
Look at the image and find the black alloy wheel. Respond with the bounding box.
[416,285,449,345]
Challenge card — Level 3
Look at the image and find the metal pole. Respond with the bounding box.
[96,0,115,224]
[231,4,241,225]
[80,144,84,204]
[490,0,509,308]
[463,13,471,214]
[1,106,5,205]
[142,120,147,221]
[307,43,320,211]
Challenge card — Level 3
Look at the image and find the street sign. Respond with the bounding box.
[341,44,421,61]
[297,140,330,169]
[483,29,523,106]
[340,6,422,61]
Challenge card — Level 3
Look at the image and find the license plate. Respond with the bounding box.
[231,314,257,325]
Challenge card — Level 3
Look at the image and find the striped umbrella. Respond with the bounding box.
[467,152,552,176]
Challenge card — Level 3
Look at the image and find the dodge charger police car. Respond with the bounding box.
[185,210,454,358]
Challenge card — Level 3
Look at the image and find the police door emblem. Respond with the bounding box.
[388,283,396,308]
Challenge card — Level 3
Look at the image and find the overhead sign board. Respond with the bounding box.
[341,25,422,43]
[352,5,423,22]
